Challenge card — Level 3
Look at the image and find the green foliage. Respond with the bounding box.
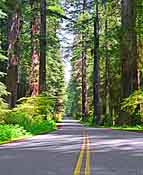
[121,90,143,125]
[76,12,91,32]
[4,110,56,135]
[2,93,57,140]
[48,5,64,15]
[121,90,143,114]
[0,0,6,18]
[29,120,56,135]
[0,124,30,142]
[5,111,32,131]
[15,94,56,120]
[0,82,8,97]
[0,82,9,124]
[0,53,7,61]
[102,115,114,127]
[46,24,65,119]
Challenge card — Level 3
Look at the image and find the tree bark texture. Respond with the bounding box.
[30,0,40,96]
[81,0,87,121]
[7,5,20,107]
[93,0,100,125]
[120,0,138,124]
[39,0,47,93]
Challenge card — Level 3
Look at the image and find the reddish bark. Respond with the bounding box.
[7,7,20,107]
[81,0,87,121]
[30,1,40,96]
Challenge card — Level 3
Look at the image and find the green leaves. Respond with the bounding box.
[15,94,56,118]
[0,53,7,61]
[28,120,56,134]
[0,9,6,18]
[121,90,143,114]
[0,124,30,142]
[48,5,64,15]
[0,82,8,97]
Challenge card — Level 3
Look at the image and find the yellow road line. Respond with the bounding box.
[73,133,86,175]
[85,134,90,175]
[73,132,91,175]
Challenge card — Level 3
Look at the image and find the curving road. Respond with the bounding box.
[0,119,143,175]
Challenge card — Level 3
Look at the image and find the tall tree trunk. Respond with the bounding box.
[39,0,46,93]
[104,4,110,118]
[120,0,138,124]
[30,0,40,96]
[7,5,20,108]
[81,35,87,120]
[81,0,87,121]
[93,0,100,125]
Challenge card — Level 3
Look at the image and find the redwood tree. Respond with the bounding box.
[7,1,21,107]
[30,0,40,96]
[120,0,139,124]
[93,0,100,125]
[39,0,47,93]
[81,0,87,121]
[104,2,110,118]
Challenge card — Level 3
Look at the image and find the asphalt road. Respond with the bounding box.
[0,119,143,175]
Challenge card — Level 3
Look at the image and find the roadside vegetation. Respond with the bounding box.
[0,92,58,144]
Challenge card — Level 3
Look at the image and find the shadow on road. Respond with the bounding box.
[0,119,143,175]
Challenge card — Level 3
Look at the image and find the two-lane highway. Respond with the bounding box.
[0,119,143,175]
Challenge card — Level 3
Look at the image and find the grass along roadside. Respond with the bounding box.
[111,125,143,132]
[80,119,143,132]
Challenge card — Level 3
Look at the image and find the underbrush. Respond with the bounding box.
[0,124,31,143]
[29,120,56,134]
[4,111,56,134]
[0,94,59,144]
[0,119,56,144]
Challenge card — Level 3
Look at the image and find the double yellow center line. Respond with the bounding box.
[73,132,90,175]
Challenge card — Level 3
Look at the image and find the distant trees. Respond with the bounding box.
[63,0,92,121]
[66,0,143,126]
